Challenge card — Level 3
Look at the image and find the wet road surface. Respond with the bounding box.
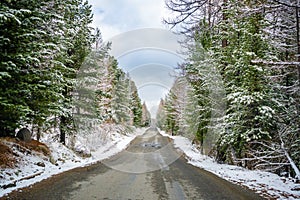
[2,128,264,200]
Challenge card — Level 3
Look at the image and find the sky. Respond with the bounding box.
[89,0,169,40]
[88,0,185,117]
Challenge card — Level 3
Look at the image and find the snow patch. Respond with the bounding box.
[0,127,146,198]
[159,130,300,199]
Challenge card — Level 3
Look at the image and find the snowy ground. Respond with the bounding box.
[1,128,299,199]
[159,130,300,200]
[0,127,146,198]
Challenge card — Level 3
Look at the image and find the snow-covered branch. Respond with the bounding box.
[251,60,300,66]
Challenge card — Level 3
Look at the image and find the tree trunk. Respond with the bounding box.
[296,1,300,137]
[197,126,204,154]
[60,115,66,145]
[280,134,300,179]
[222,0,228,48]
[37,126,41,141]
[296,1,300,89]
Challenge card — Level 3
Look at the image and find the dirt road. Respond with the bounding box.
[2,128,263,200]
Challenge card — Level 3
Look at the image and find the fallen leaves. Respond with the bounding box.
[0,141,16,168]
[0,137,50,169]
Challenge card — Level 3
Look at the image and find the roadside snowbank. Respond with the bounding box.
[0,127,146,197]
[159,130,300,199]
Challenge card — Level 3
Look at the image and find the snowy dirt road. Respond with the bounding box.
[2,128,263,200]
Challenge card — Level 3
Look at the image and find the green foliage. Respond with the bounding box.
[0,0,94,139]
[161,78,189,135]
[0,0,63,136]
[130,82,143,127]
[213,2,276,161]
[141,102,151,127]
[0,0,145,143]
[165,96,179,135]
[164,0,300,177]
[111,70,131,124]
[156,99,166,129]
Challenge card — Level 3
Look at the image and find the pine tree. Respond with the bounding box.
[156,99,166,129]
[251,0,300,177]
[0,0,94,142]
[95,53,116,123]
[57,0,94,144]
[141,102,151,127]
[130,81,143,127]
[0,0,67,136]
[164,92,179,136]
[164,0,300,177]
[111,70,131,125]
[163,78,188,135]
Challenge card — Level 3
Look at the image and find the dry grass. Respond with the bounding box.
[0,137,50,169]
[0,141,16,168]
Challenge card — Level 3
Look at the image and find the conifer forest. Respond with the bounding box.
[1,0,300,183]
[157,0,300,179]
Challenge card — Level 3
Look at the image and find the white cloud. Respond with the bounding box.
[88,0,169,40]
[138,85,169,117]
[87,0,183,116]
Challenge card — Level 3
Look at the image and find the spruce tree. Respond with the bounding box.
[130,81,143,127]
[141,102,151,127]
[156,99,166,129]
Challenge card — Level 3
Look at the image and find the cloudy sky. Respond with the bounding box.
[88,0,171,40]
[88,0,184,117]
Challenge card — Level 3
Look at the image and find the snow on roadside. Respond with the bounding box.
[0,127,146,198]
[159,130,300,200]
[91,127,146,161]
